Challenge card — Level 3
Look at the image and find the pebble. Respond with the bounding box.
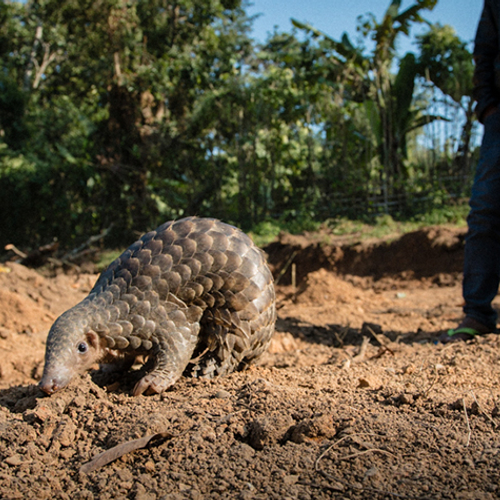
[283,474,299,485]
[357,375,382,389]
[5,455,23,466]
[214,390,231,399]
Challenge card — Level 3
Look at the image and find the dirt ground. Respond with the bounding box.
[1,224,500,499]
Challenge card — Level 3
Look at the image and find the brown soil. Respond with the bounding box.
[1,225,500,500]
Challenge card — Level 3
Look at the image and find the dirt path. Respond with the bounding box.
[1,226,499,499]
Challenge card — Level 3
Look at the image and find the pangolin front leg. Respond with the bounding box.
[133,313,200,396]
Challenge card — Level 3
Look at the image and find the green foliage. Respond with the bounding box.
[248,221,283,248]
[416,23,476,179]
[0,144,96,246]
[416,23,473,103]
[411,204,469,226]
[0,0,476,253]
[249,216,322,247]
[94,249,124,272]
[325,202,468,242]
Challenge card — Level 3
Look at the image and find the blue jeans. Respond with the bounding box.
[463,110,500,331]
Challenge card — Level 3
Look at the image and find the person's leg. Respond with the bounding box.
[462,111,500,331]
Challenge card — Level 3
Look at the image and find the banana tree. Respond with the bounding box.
[416,23,475,183]
[293,0,444,210]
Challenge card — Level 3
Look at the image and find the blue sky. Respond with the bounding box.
[246,0,482,54]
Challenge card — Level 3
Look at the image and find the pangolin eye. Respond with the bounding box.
[77,342,88,354]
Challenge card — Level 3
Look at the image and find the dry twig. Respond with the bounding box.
[314,433,415,499]
[4,244,27,259]
[365,324,395,354]
[421,371,440,398]
[275,250,298,285]
[61,224,113,262]
[80,431,174,474]
[352,336,370,363]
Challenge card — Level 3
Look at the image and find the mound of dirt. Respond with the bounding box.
[0,264,96,388]
[1,226,500,499]
[293,268,372,305]
[265,225,466,286]
[0,263,95,335]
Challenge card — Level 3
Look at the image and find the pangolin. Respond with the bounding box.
[39,217,276,396]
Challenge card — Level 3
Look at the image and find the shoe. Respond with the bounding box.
[440,327,481,343]
[439,317,491,344]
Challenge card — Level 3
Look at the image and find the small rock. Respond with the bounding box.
[289,415,336,443]
[357,375,381,389]
[358,378,371,388]
[246,414,294,449]
[5,454,23,466]
[214,390,231,399]
[144,460,156,472]
[59,448,75,460]
[198,425,217,443]
[364,466,379,479]
[397,393,414,405]
[0,328,12,340]
[32,404,54,422]
[283,474,299,486]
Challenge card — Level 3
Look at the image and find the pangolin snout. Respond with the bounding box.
[38,369,72,395]
[39,376,64,395]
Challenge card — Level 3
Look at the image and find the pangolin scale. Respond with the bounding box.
[39,217,276,396]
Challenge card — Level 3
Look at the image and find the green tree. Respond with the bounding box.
[293,0,442,212]
[416,23,475,180]
[0,0,479,252]
[0,0,253,247]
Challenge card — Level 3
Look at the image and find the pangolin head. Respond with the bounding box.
[39,303,105,395]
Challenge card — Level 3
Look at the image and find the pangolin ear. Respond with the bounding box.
[85,330,100,349]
